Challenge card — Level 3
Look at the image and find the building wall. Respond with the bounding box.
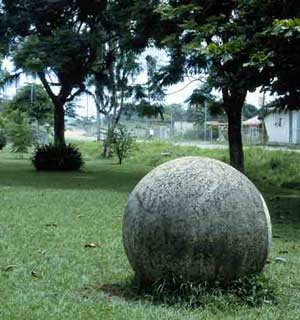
[292,111,300,144]
[264,110,300,144]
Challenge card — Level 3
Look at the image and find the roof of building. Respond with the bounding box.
[243,116,262,126]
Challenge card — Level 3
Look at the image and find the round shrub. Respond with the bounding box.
[0,130,7,150]
[32,144,84,171]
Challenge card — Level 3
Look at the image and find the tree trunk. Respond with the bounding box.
[103,136,112,158]
[102,121,114,158]
[54,102,66,147]
[96,108,101,142]
[223,89,247,173]
[226,108,244,172]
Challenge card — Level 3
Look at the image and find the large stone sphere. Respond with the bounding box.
[123,157,272,285]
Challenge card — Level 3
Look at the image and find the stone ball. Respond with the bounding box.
[123,157,272,285]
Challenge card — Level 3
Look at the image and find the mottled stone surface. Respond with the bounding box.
[123,157,272,284]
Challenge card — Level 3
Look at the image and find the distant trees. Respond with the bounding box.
[0,84,54,150]
[90,46,143,157]
[4,84,53,125]
[4,111,33,153]
[243,104,258,120]
[134,55,165,120]
[163,104,187,122]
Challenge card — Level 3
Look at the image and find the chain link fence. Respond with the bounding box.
[66,118,265,145]
[124,120,264,145]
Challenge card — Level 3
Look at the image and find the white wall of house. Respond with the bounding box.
[293,111,300,144]
[264,110,300,144]
[264,112,290,144]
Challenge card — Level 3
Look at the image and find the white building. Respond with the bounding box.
[264,110,300,145]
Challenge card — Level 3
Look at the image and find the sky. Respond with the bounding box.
[1,48,272,118]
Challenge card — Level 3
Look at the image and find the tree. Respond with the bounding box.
[185,84,218,126]
[153,1,276,171]
[243,103,258,120]
[89,44,143,157]
[90,50,163,158]
[5,111,33,153]
[1,0,112,147]
[111,124,135,165]
[5,84,53,125]
[252,16,300,109]
[80,2,155,157]
[147,0,300,171]
[163,104,187,122]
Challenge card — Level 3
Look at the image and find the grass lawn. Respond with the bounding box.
[0,142,300,319]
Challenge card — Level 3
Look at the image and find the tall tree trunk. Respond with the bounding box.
[38,72,67,148]
[102,118,115,158]
[54,102,66,147]
[103,128,112,158]
[96,108,101,142]
[226,108,244,172]
[102,54,123,158]
[103,102,124,158]
[223,89,247,173]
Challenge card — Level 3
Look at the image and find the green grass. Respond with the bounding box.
[0,142,300,319]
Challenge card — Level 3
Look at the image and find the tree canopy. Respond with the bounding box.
[141,0,300,171]
[253,17,300,109]
[1,0,143,147]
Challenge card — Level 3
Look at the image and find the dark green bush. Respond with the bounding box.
[0,130,7,150]
[32,144,84,171]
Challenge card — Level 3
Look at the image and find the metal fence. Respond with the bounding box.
[122,120,265,145]
[67,119,265,145]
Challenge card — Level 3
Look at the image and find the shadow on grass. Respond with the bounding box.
[1,158,300,226]
[266,193,300,226]
[0,159,148,192]
[91,275,278,309]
